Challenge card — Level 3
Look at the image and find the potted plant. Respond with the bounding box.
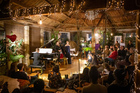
[6,34,24,69]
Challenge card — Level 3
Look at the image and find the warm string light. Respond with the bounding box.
[107,0,124,9]
[60,0,66,13]
[78,0,85,10]
[9,0,86,19]
[69,0,75,13]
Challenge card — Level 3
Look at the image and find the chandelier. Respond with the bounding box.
[85,10,98,21]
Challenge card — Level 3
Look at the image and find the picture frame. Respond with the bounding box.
[114,36,122,44]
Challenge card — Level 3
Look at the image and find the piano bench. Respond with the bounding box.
[29,65,45,74]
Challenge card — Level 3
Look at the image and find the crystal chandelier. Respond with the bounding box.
[85,10,98,21]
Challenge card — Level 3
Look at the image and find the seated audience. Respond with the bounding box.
[48,65,64,88]
[82,66,107,93]
[120,39,125,47]
[96,47,102,56]
[105,46,118,66]
[108,68,130,93]
[14,63,38,84]
[8,62,17,78]
[127,40,134,51]
[129,47,135,66]
[95,42,100,54]
[109,48,113,56]
[103,45,110,58]
[118,46,126,60]
[81,67,90,84]
[68,67,90,89]
[33,48,41,65]
[102,63,114,86]
[88,41,92,48]
[115,41,120,48]
[22,79,45,93]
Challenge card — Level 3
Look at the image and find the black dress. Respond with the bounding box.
[65,46,71,64]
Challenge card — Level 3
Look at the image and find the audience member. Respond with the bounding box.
[88,41,92,48]
[14,63,38,84]
[108,68,130,93]
[82,66,107,93]
[115,41,120,48]
[80,67,90,87]
[22,79,45,93]
[95,41,100,53]
[104,45,110,58]
[1,82,9,93]
[109,48,113,56]
[118,46,126,60]
[48,65,64,88]
[8,62,17,78]
[65,41,71,64]
[96,47,102,55]
[68,67,90,89]
[33,79,45,93]
[129,47,135,66]
[120,39,125,47]
[105,46,118,66]
[103,63,114,86]
[33,48,41,65]
[127,40,134,50]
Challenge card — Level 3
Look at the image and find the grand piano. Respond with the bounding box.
[30,38,59,72]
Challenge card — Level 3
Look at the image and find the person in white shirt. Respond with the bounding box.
[120,39,125,47]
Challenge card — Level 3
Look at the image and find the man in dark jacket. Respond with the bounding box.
[118,46,126,60]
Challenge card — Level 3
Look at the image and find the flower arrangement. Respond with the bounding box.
[6,34,24,62]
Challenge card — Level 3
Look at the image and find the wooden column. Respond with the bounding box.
[40,28,44,46]
[136,11,140,54]
[24,26,30,66]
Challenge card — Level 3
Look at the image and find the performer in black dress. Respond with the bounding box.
[65,41,71,64]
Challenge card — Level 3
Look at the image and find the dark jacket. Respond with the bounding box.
[118,49,126,60]
[14,71,29,80]
[127,44,134,50]
[108,80,130,93]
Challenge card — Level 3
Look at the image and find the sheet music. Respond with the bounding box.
[39,48,52,54]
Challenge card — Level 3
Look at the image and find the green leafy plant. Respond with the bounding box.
[83,47,93,52]
[0,39,7,66]
[7,39,24,62]
[51,31,59,48]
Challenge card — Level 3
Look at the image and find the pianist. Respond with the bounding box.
[33,48,41,65]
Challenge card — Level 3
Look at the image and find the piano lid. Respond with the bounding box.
[40,38,54,48]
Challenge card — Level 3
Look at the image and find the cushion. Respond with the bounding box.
[0,75,20,93]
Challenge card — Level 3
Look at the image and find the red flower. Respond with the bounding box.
[6,35,17,42]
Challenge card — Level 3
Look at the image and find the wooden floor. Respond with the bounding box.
[28,58,87,82]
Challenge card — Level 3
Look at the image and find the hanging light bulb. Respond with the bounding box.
[39,19,42,25]
[95,33,99,37]
[111,33,113,36]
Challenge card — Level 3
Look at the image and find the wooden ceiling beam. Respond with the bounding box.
[11,0,26,8]
[113,21,135,24]
[105,11,117,32]
[54,13,74,28]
